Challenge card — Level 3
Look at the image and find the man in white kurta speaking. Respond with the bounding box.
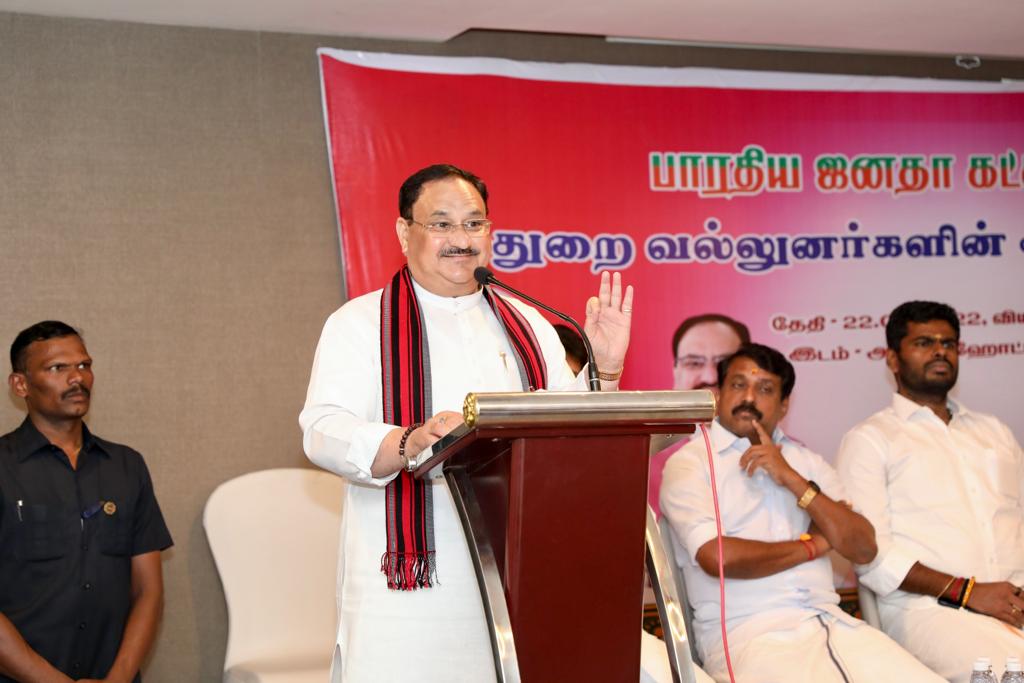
[299,164,633,682]
[837,300,1024,683]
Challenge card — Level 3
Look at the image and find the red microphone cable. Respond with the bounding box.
[699,422,736,683]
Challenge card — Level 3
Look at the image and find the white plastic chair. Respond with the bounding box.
[657,514,702,667]
[645,506,705,683]
[204,468,344,683]
[857,581,882,629]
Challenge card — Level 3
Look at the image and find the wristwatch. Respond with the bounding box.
[797,480,821,509]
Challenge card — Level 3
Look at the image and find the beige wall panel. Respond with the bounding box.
[0,13,345,681]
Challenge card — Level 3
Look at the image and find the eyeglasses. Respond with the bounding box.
[671,356,737,370]
[408,219,493,236]
[675,354,732,370]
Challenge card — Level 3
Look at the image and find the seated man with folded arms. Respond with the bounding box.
[837,301,1024,683]
[661,343,943,683]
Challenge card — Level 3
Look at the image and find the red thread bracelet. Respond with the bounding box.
[798,534,817,561]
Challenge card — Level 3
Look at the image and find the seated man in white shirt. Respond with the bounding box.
[837,300,1024,683]
[661,343,943,683]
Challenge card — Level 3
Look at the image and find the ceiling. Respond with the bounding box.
[2,0,1023,60]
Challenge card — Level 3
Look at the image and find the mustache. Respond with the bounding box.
[731,402,762,420]
[439,246,480,257]
[62,386,90,399]
[692,382,717,391]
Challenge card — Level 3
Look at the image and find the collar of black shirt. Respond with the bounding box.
[12,416,109,463]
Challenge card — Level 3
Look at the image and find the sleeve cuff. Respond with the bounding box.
[857,544,918,597]
[571,364,591,390]
[684,522,719,566]
[348,422,400,486]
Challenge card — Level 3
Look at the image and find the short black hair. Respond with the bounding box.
[717,343,796,399]
[398,164,489,221]
[886,301,960,351]
[672,313,751,358]
[10,320,81,372]
[553,324,588,368]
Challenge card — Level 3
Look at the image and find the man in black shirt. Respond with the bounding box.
[0,321,172,682]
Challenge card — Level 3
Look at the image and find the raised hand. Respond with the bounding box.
[582,271,634,377]
[738,420,800,488]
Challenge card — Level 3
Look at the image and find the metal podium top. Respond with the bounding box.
[414,389,716,475]
[462,389,716,428]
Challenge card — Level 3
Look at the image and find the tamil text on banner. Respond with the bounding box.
[318,48,1024,459]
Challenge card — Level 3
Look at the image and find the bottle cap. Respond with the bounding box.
[1007,656,1022,672]
[974,658,991,671]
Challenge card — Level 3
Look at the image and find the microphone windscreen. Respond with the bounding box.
[473,267,493,285]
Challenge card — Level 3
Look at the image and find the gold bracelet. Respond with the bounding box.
[937,576,956,599]
[961,576,977,609]
[598,367,623,381]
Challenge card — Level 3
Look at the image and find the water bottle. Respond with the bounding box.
[1001,656,1024,683]
[971,658,998,683]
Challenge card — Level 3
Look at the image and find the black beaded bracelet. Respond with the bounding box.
[398,423,423,471]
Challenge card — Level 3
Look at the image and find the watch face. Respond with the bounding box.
[798,485,818,508]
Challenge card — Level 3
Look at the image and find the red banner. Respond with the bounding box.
[319,49,1024,458]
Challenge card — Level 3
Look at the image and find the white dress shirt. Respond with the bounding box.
[836,393,1024,612]
[660,418,858,664]
[299,280,582,682]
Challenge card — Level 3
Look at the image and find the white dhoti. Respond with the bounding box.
[882,604,1024,683]
[702,614,945,683]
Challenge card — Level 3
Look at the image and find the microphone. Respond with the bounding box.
[474,267,601,392]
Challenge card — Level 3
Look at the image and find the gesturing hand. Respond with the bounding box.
[738,420,800,488]
[582,271,634,376]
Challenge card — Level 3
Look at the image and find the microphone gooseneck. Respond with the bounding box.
[474,267,601,391]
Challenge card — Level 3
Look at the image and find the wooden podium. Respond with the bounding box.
[414,390,714,683]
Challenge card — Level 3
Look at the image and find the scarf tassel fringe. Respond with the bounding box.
[380,551,438,591]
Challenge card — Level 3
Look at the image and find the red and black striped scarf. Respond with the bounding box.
[379,266,548,590]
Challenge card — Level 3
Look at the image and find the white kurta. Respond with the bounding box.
[660,421,857,661]
[837,394,1024,683]
[300,280,581,683]
[661,419,944,683]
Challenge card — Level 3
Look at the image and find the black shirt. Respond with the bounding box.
[0,418,173,682]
